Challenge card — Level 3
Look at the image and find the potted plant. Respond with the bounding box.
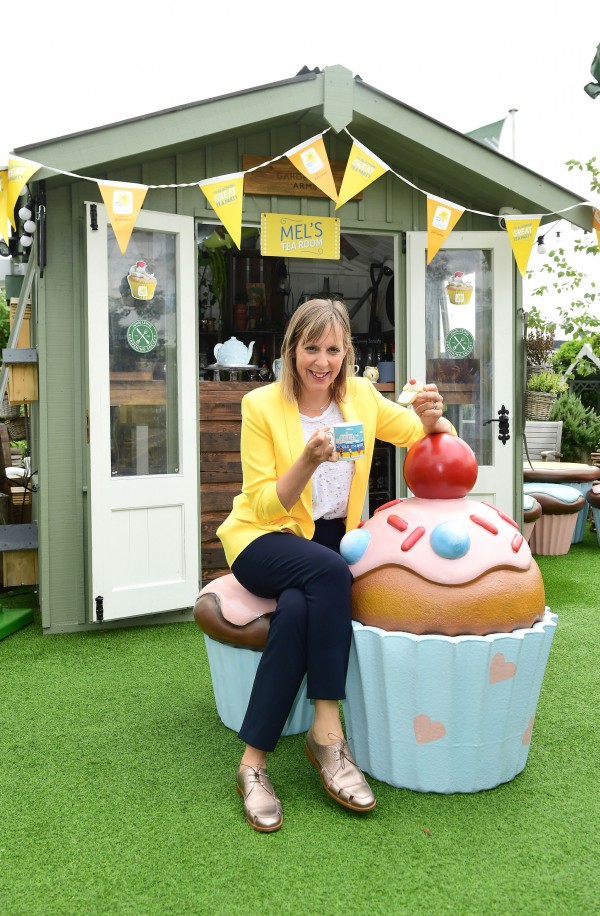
[525,370,568,420]
[525,327,556,380]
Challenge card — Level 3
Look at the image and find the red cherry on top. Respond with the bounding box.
[136,260,146,268]
[404,432,478,499]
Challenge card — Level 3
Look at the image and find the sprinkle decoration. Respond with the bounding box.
[401,527,426,551]
[375,498,404,514]
[511,533,524,552]
[387,514,408,532]
[469,514,499,535]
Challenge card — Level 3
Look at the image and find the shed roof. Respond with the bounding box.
[16,65,592,230]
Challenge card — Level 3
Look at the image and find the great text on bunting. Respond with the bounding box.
[426,195,465,264]
[98,181,148,255]
[7,158,41,229]
[286,135,338,204]
[199,172,244,250]
[260,212,340,260]
[336,139,388,210]
[503,216,542,276]
[0,170,8,244]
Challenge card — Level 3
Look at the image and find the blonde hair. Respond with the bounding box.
[279,298,355,404]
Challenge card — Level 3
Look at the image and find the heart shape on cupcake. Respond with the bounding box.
[522,716,535,745]
[490,652,517,684]
[413,714,446,744]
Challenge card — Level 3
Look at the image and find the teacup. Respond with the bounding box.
[330,422,365,461]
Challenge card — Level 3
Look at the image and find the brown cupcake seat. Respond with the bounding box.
[193,574,313,735]
[522,493,542,542]
[523,483,586,555]
[586,483,600,546]
[194,574,275,649]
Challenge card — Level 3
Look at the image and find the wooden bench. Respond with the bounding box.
[523,421,563,462]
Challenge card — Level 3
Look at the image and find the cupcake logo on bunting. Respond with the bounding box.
[426,195,465,263]
[286,135,338,204]
[98,180,148,255]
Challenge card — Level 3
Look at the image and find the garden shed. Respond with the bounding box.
[4,64,592,632]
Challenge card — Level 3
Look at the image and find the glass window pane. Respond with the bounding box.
[425,249,493,465]
[107,227,179,476]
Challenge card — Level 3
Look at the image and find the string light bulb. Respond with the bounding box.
[18,205,32,221]
[536,235,547,255]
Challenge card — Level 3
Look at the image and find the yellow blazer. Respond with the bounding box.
[216,377,429,567]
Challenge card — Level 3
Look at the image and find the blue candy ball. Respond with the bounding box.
[340,528,371,565]
[430,521,471,559]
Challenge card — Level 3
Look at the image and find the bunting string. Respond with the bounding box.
[2,124,598,270]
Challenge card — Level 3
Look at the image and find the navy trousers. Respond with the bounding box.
[231,519,352,752]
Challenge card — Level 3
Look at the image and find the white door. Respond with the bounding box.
[86,205,199,621]
[407,232,515,515]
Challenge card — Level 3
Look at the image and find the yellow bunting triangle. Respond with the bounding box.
[98,181,148,255]
[0,170,8,244]
[198,172,244,249]
[592,208,600,248]
[7,157,40,229]
[336,139,388,210]
[504,216,541,276]
[287,135,338,204]
[426,195,465,264]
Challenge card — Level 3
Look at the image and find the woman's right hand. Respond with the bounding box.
[304,428,338,466]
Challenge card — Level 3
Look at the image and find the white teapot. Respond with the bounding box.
[213,337,255,366]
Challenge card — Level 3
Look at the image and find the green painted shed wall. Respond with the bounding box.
[35,122,493,630]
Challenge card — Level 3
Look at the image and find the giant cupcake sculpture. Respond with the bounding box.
[340,432,557,793]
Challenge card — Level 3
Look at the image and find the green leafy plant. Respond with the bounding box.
[526,370,568,395]
[552,333,600,378]
[549,392,600,462]
[527,157,599,341]
[0,288,10,352]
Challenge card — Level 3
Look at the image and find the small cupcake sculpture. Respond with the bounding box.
[340,431,557,793]
[446,270,473,304]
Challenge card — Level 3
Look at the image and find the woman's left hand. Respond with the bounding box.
[414,384,451,434]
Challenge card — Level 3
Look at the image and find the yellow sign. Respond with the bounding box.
[336,139,388,210]
[426,194,465,263]
[7,157,40,229]
[286,135,338,204]
[260,213,340,260]
[98,181,148,255]
[199,172,245,249]
[504,216,541,276]
[593,208,600,248]
[0,170,8,244]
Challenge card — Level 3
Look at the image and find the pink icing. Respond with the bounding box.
[350,497,531,585]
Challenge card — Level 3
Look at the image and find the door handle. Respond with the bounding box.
[484,405,510,444]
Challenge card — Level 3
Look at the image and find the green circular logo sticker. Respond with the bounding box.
[127,319,158,354]
[445,328,475,359]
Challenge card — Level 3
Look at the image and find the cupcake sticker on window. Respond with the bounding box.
[446,271,473,305]
[127,260,157,301]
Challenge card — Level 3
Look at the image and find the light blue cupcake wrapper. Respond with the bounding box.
[343,611,557,794]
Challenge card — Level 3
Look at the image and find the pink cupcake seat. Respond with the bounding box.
[194,574,313,734]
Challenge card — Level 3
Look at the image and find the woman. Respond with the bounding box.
[217,297,453,832]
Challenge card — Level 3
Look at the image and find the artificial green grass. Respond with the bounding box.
[1,533,599,915]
